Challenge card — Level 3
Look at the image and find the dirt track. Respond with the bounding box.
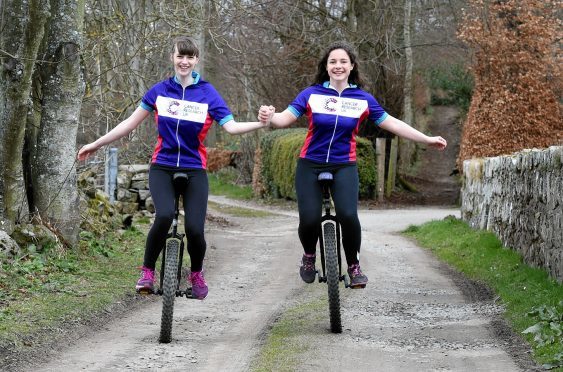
[26,196,538,372]
[397,105,462,206]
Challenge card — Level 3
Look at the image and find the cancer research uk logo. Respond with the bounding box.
[167,100,181,115]
[166,100,206,117]
[324,97,338,112]
[162,98,207,122]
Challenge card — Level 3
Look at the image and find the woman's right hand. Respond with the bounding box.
[258,105,275,126]
[77,143,100,161]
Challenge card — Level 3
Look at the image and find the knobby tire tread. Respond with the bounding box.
[323,222,342,333]
[159,238,180,343]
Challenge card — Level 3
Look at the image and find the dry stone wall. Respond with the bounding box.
[115,164,153,214]
[461,146,563,282]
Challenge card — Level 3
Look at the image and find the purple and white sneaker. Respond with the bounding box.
[136,266,155,294]
[189,271,208,300]
[347,263,368,288]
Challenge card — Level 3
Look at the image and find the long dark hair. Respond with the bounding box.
[313,42,365,88]
[172,36,199,57]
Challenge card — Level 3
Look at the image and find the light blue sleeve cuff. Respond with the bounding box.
[375,112,389,125]
[219,114,234,126]
[288,105,302,118]
[140,102,154,112]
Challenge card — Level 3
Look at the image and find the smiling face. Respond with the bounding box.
[326,48,354,86]
[171,45,199,79]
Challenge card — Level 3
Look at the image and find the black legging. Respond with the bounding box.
[295,158,361,266]
[144,165,208,272]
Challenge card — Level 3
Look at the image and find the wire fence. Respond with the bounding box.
[77,147,118,202]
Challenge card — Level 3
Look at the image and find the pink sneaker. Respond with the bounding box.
[188,271,208,300]
[300,254,317,283]
[347,263,368,288]
[136,266,155,294]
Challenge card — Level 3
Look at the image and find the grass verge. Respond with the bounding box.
[0,222,148,357]
[207,200,274,218]
[251,295,326,372]
[208,170,254,200]
[404,216,562,370]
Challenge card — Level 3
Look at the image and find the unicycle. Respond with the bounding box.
[156,172,194,343]
[317,171,349,334]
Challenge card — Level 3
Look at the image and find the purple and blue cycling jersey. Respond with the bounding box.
[140,72,233,169]
[288,82,388,163]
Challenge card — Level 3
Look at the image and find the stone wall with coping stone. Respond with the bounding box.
[461,146,562,282]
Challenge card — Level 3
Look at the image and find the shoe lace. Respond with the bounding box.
[190,272,207,287]
[303,255,315,270]
[349,264,362,277]
[139,266,155,281]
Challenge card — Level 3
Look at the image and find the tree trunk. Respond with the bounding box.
[32,0,85,246]
[199,0,217,147]
[0,0,50,233]
[399,0,414,173]
[402,0,414,125]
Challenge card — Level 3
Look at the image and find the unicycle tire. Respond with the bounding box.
[159,237,181,343]
[323,222,342,333]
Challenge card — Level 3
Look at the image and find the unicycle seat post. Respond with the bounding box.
[171,172,188,235]
[318,172,333,215]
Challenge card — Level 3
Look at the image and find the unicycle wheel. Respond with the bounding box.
[159,237,181,343]
[323,222,342,333]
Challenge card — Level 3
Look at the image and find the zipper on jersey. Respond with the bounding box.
[325,87,347,162]
[175,86,186,167]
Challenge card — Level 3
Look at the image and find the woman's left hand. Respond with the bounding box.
[258,105,275,126]
[427,136,447,151]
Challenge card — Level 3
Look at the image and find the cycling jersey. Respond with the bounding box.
[288,82,388,163]
[140,72,234,169]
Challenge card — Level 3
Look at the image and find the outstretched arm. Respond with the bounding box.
[269,108,298,128]
[222,105,277,134]
[222,119,269,135]
[77,106,150,160]
[379,115,447,150]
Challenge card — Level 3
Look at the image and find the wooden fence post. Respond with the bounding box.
[385,137,398,197]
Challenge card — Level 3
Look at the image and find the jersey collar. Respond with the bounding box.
[173,71,201,86]
[322,81,357,90]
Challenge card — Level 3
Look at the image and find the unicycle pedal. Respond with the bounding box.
[343,275,350,288]
[185,287,198,299]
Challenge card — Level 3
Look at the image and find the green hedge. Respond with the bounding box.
[255,128,377,200]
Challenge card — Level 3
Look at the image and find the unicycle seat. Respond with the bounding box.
[318,172,333,182]
[173,172,189,195]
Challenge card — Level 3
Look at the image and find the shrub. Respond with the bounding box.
[457,0,562,167]
[356,138,377,198]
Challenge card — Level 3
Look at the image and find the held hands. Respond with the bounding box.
[427,136,447,151]
[258,105,275,127]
